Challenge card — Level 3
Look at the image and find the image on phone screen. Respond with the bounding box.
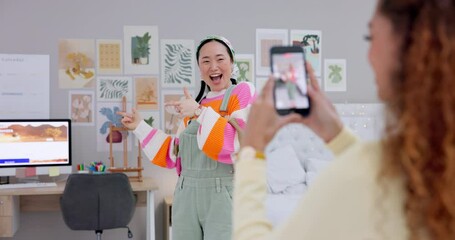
[272,52,309,112]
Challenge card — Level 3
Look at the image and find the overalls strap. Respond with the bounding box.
[219,85,235,117]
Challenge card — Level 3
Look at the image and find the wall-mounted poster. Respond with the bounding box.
[290,30,322,77]
[234,54,255,84]
[96,76,133,102]
[69,90,95,126]
[58,39,95,88]
[161,90,188,136]
[161,39,195,88]
[135,76,159,111]
[96,39,122,75]
[124,26,159,75]
[0,54,50,118]
[96,101,132,152]
[324,59,347,92]
[256,29,288,76]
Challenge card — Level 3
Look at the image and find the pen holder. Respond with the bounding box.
[89,161,107,174]
[77,164,88,173]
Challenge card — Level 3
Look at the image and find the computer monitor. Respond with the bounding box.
[0,119,72,177]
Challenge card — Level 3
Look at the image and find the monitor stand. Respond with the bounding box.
[0,169,71,185]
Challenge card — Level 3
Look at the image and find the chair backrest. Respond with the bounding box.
[60,173,136,231]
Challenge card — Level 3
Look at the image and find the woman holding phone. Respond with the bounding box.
[234,0,455,239]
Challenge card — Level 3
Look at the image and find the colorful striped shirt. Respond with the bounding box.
[133,82,255,174]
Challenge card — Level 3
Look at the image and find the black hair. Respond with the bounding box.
[196,39,234,64]
[195,38,237,103]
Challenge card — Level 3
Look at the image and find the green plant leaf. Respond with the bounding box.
[144,116,154,127]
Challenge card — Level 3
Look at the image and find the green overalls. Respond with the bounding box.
[172,86,236,240]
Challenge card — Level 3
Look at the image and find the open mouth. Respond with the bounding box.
[210,74,222,83]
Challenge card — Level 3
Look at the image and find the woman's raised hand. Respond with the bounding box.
[178,87,199,117]
[117,108,142,130]
[165,87,199,118]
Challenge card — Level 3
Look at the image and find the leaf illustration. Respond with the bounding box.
[328,65,343,83]
[99,106,123,134]
[99,107,114,121]
[144,116,154,127]
[99,79,129,99]
[99,121,111,134]
[164,44,192,85]
[235,61,250,82]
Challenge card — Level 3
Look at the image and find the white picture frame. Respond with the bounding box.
[69,90,95,126]
[96,39,123,75]
[324,59,347,92]
[290,30,323,77]
[134,76,159,111]
[234,54,255,84]
[123,26,159,75]
[160,39,196,88]
[96,76,133,102]
[58,39,96,88]
[256,29,288,76]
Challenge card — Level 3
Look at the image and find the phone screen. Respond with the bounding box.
[271,51,309,113]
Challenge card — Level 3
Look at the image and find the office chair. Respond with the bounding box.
[60,173,136,240]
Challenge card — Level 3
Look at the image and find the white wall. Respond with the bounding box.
[0,0,377,239]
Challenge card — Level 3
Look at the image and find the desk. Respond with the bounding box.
[0,177,158,240]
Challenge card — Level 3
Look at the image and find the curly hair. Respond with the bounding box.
[379,0,455,239]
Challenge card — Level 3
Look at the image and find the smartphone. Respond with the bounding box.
[270,46,311,116]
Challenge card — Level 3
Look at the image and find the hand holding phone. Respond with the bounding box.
[270,46,311,116]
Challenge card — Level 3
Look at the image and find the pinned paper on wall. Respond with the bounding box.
[256,29,289,76]
[234,54,255,84]
[135,76,159,111]
[161,39,195,88]
[25,167,36,177]
[16,168,26,178]
[96,39,123,75]
[290,30,322,77]
[324,59,347,92]
[49,167,60,177]
[124,25,159,75]
[58,39,96,89]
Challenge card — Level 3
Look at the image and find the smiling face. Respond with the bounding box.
[368,7,401,102]
[197,41,233,92]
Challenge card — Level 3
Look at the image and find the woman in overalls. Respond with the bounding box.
[118,35,255,240]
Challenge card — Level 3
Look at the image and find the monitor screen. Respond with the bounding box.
[0,119,71,169]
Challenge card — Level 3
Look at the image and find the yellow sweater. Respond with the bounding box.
[233,127,409,240]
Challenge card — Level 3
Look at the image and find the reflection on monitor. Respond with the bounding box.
[0,119,72,177]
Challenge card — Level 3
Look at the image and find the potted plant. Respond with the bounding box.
[99,106,124,143]
[301,34,320,54]
[132,32,151,65]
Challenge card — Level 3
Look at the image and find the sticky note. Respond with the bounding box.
[25,167,36,177]
[16,168,26,178]
[49,167,60,177]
